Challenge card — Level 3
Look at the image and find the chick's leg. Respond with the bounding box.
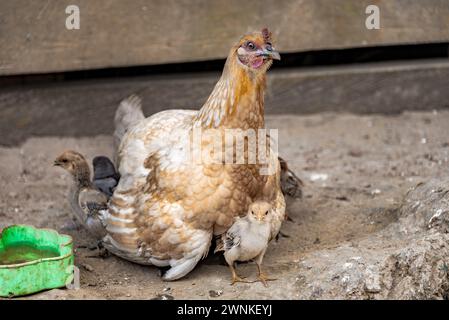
[254,250,277,287]
[229,263,250,285]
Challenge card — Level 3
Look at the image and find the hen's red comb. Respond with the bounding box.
[262,28,272,43]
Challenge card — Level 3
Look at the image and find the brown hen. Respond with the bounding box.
[100,28,286,281]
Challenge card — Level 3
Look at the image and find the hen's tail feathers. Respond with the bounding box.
[162,236,212,281]
[113,94,145,157]
[279,156,304,199]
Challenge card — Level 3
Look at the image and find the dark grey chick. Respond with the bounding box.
[279,157,303,199]
[92,156,120,198]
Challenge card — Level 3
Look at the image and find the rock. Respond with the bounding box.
[81,263,94,272]
[209,290,223,298]
[400,179,449,234]
[151,294,174,300]
[348,150,363,158]
[364,267,381,293]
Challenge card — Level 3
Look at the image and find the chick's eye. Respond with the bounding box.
[62,159,68,163]
[265,211,269,215]
[246,41,256,50]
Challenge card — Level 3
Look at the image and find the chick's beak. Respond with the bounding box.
[53,160,61,166]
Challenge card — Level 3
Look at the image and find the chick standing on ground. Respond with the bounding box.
[54,150,107,239]
[217,201,276,287]
[92,156,120,198]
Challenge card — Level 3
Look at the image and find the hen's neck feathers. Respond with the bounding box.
[194,49,266,130]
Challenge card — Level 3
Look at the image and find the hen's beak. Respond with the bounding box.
[259,48,281,61]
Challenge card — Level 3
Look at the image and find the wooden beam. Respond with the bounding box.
[1,59,449,146]
[1,0,449,75]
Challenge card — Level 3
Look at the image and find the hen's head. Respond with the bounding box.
[54,150,88,176]
[232,28,280,74]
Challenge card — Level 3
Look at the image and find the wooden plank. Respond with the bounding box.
[1,0,449,75]
[1,59,449,146]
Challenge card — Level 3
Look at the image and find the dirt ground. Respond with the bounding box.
[1,110,449,300]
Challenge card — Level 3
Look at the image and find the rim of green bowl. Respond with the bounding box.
[0,224,73,269]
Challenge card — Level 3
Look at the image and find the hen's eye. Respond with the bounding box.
[266,43,273,51]
[246,42,256,50]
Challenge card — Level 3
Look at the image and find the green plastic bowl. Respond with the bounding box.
[0,225,74,297]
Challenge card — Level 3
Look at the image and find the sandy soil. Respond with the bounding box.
[1,110,449,299]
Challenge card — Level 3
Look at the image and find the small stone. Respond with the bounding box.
[364,268,381,293]
[311,286,323,298]
[209,290,223,298]
[81,263,94,272]
[310,173,329,182]
[151,294,174,300]
[348,150,363,158]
